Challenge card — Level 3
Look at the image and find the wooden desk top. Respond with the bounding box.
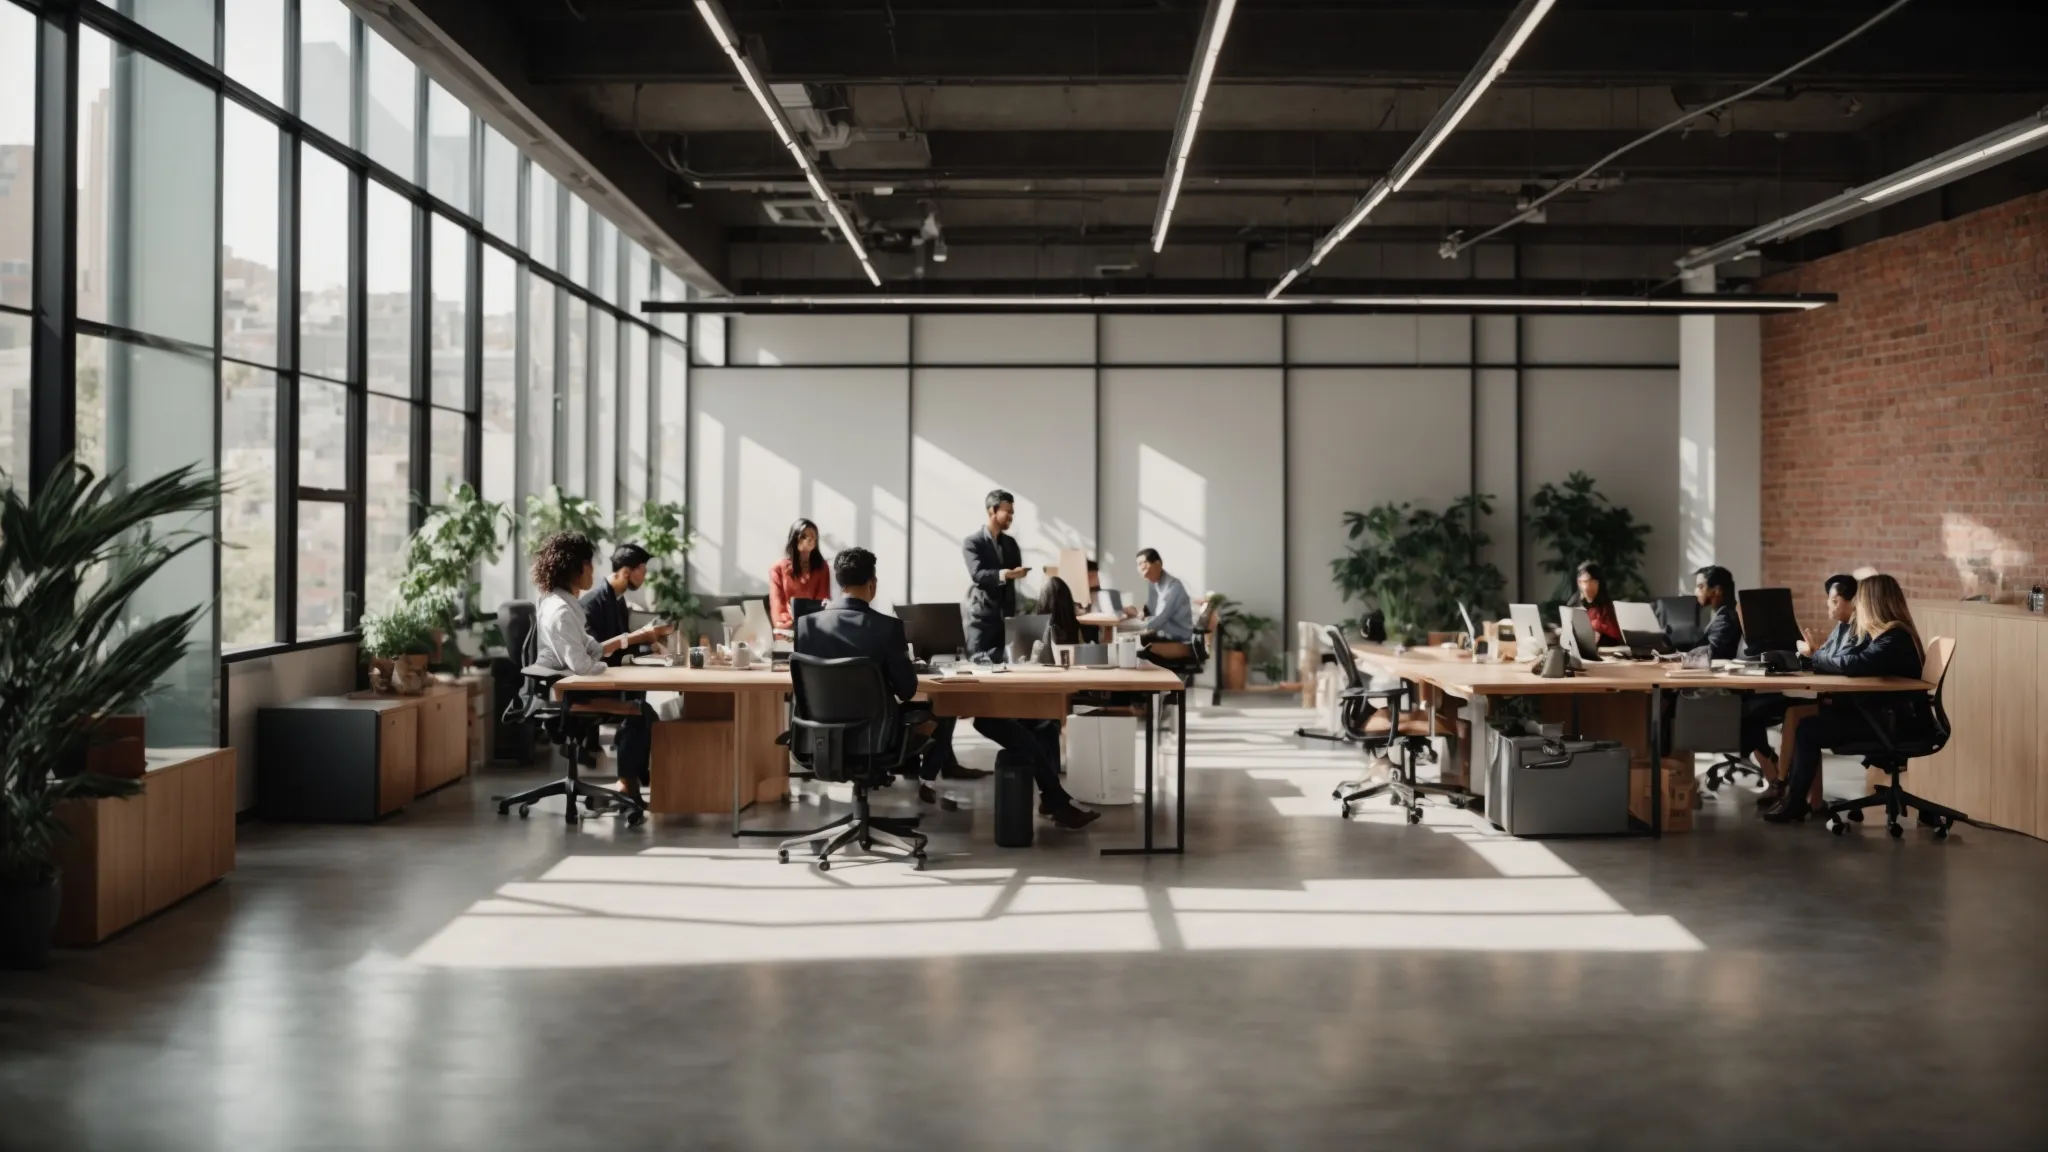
[1351,642,1930,698]
[1077,611,1125,628]
[558,663,1185,697]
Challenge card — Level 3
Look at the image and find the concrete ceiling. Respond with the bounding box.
[439,0,2048,292]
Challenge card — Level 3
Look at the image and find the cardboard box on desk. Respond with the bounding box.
[1630,758,1697,833]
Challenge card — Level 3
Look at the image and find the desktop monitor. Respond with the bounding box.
[1508,603,1547,661]
[1615,600,1675,656]
[1005,614,1053,664]
[1561,605,1604,662]
[790,598,826,621]
[898,603,968,660]
[1737,587,1802,656]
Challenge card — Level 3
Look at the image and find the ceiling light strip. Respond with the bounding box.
[1677,107,2048,271]
[648,294,1831,314]
[693,0,881,287]
[1150,0,1241,253]
[1270,0,1556,295]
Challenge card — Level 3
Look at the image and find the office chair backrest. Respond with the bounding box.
[1324,625,1364,690]
[788,653,901,774]
[1922,634,1954,743]
[1654,596,1707,648]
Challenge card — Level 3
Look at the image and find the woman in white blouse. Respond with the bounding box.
[530,532,666,794]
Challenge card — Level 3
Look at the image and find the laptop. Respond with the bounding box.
[1560,605,1604,662]
[1004,614,1053,665]
[1508,603,1547,661]
[1614,600,1676,658]
[1096,588,1124,615]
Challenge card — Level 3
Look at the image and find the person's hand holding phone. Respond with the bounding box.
[1004,566,1029,581]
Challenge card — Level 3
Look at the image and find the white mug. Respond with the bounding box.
[732,642,753,670]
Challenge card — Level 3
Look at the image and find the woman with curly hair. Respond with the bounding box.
[530,532,666,794]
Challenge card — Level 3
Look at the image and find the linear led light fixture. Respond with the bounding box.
[1150,0,1240,253]
[646,293,1832,315]
[693,0,881,286]
[1678,107,2048,272]
[1269,0,1556,298]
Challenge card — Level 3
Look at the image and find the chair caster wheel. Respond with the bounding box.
[1388,795,1401,807]
[1406,807,1422,825]
[911,855,927,872]
[1934,822,1951,840]
[497,803,511,816]
[1827,816,1846,835]
[1848,808,1864,823]
[1887,820,1904,838]
[517,804,532,818]
[816,859,831,872]
[1339,803,1352,820]
[777,850,790,863]
[626,812,646,828]
[1706,779,1722,793]
[859,837,873,851]
[1330,787,1345,800]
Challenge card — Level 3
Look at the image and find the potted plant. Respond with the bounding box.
[1331,494,1506,645]
[398,482,513,668]
[1209,595,1275,691]
[1527,471,1652,611]
[362,598,439,695]
[612,499,701,625]
[1,460,218,969]
[524,485,608,548]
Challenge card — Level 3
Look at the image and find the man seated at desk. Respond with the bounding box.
[1124,547,1194,660]
[1694,565,1744,659]
[581,543,674,666]
[802,548,1100,830]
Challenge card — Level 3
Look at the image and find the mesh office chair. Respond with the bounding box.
[776,653,929,871]
[1654,596,1709,650]
[1821,636,1963,839]
[1312,627,1465,825]
[494,627,648,827]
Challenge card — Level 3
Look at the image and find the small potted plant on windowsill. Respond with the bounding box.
[362,599,438,695]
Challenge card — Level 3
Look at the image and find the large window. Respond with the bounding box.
[221,363,278,649]
[430,214,468,409]
[480,247,517,605]
[364,29,417,183]
[223,103,281,367]
[426,81,472,213]
[225,0,287,107]
[365,180,414,400]
[563,296,587,496]
[1,1,33,488]
[593,312,616,516]
[299,145,352,383]
[299,0,354,144]
[523,270,555,505]
[364,393,412,599]
[481,124,518,240]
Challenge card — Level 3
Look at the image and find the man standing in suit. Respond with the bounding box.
[961,488,1028,659]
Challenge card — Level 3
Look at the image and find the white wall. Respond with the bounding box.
[689,367,911,611]
[909,368,1096,605]
[1101,368,1286,657]
[1520,368,1682,601]
[225,642,358,812]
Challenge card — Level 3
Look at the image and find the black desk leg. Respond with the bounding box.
[1174,687,1187,853]
[1105,687,1182,856]
[1650,685,1664,840]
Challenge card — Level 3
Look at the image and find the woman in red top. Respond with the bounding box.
[768,518,832,627]
[1569,560,1623,646]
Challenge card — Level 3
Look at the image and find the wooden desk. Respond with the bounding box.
[558,663,1191,855]
[1351,643,1928,836]
[1077,611,1124,629]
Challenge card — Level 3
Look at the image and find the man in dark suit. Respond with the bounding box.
[961,488,1028,659]
[1694,565,1744,660]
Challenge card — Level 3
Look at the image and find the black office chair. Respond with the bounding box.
[1142,598,1218,718]
[1307,626,1463,825]
[776,653,929,871]
[493,627,648,828]
[1654,596,1709,650]
[1821,636,1964,839]
[490,600,538,763]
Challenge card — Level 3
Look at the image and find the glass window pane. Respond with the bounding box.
[659,267,691,342]
[221,362,277,649]
[0,314,27,489]
[566,194,588,287]
[76,31,220,348]
[658,338,685,503]
[296,499,347,638]
[364,31,416,182]
[223,102,281,367]
[593,312,615,517]
[625,240,650,319]
[428,408,465,506]
[594,217,616,305]
[366,181,414,398]
[527,166,557,269]
[425,80,471,212]
[430,215,468,408]
[224,0,286,107]
[1,3,36,311]
[298,0,354,144]
[563,296,586,495]
[108,0,217,66]
[480,249,516,606]
[74,333,218,745]
[622,324,648,511]
[523,269,554,500]
[481,124,518,240]
[365,395,413,601]
[298,144,351,381]
[299,377,347,490]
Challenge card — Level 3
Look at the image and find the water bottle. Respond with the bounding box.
[2031,585,2045,614]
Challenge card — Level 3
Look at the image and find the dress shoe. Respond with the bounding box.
[1761,798,1809,824]
[938,763,992,780]
[917,783,939,805]
[1046,805,1101,830]
[1754,783,1786,809]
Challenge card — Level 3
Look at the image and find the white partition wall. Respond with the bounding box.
[684,310,1690,667]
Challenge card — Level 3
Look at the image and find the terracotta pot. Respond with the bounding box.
[0,873,61,970]
[1221,650,1249,691]
[391,654,432,695]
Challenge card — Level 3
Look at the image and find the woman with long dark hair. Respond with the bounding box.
[1566,560,1623,645]
[768,517,831,628]
[1036,576,1085,647]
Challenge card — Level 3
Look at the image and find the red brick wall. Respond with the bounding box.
[1760,189,2048,621]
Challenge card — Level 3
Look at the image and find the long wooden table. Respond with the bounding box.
[1349,642,1929,836]
[554,663,1190,855]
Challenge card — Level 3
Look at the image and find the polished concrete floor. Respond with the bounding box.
[6,702,2048,1151]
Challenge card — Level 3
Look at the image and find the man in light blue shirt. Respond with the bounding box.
[1123,547,1194,644]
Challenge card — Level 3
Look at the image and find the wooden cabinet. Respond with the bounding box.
[55,748,235,946]
[258,696,416,821]
[347,683,469,798]
[1908,600,2048,840]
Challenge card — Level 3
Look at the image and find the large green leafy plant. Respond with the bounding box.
[612,500,700,622]
[1331,494,1506,644]
[523,485,608,546]
[0,461,219,886]
[397,482,513,660]
[1526,471,1651,610]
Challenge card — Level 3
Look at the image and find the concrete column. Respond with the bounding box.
[1678,269,1762,592]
